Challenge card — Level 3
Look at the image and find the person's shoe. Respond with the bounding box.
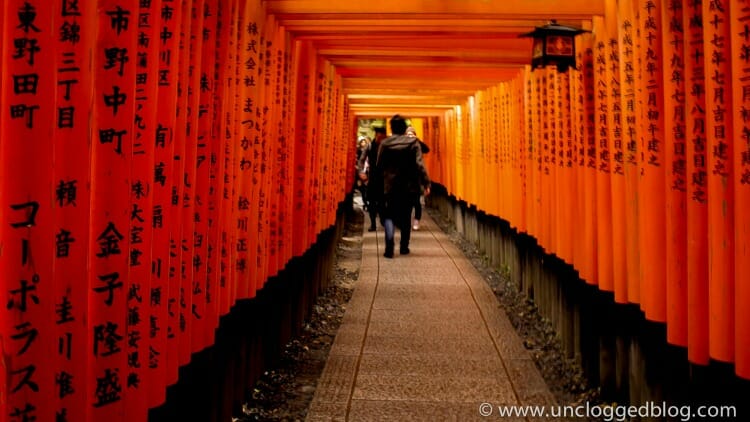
[412,219,420,230]
[384,241,394,258]
[400,246,410,255]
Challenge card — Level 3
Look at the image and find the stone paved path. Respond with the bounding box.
[306,214,556,421]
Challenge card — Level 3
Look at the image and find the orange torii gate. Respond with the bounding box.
[3,0,750,420]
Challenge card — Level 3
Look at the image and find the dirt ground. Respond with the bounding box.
[238,200,600,421]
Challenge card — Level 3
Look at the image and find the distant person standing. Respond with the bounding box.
[359,126,387,232]
[375,115,430,258]
[405,126,429,230]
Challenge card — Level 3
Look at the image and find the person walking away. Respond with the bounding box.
[405,126,430,230]
[359,126,387,232]
[354,137,370,209]
[375,115,430,258]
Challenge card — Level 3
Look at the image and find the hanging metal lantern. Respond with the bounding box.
[519,20,589,72]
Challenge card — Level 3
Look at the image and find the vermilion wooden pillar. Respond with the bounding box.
[89,1,138,419]
[582,40,599,286]
[604,0,627,303]
[516,77,529,233]
[194,0,219,352]
[177,0,204,365]
[292,40,315,257]
[572,56,586,273]
[166,0,189,384]
[205,0,233,342]
[150,0,183,406]
[558,69,574,265]
[221,0,240,312]
[662,0,688,347]
[618,0,641,304]
[731,0,750,379]
[126,0,161,419]
[542,75,553,252]
[549,68,561,258]
[684,0,709,366]
[1,1,56,421]
[529,68,541,246]
[637,0,667,322]
[703,0,735,363]
[52,1,94,421]
[594,16,614,293]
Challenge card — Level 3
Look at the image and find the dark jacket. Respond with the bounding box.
[375,134,430,198]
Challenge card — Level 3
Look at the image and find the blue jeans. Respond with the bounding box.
[383,194,417,250]
[384,218,396,247]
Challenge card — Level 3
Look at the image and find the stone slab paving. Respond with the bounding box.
[306,214,556,421]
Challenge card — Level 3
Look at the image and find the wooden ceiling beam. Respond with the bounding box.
[337,66,521,80]
[345,88,480,96]
[352,110,449,117]
[281,18,588,36]
[309,36,533,48]
[265,0,604,19]
[263,1,602,110]
[327,59,527,69]
[348,95,467,105]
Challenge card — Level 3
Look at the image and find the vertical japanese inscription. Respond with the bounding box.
[89,0,137,417]
[52,0,94,420]
[149,0,182,406]
[703,0,735,361]
[2,2,56,421]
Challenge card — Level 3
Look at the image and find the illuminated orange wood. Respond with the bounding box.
[593,16,613,292]
[51,2,94,420]
[265,0,605,18]
[312,35,533,50]
[528,67,540,243]
[294,40,317,254]
[281,18,584,34]
[538,68,550,253]
[88,1,138,418]
[125,0,160,418]
[205,0,233,347]
[618,0,640,304]
[662,0,688,347]
[222,5,239,324]
[171,0,193,373]
[549,68,561,257]
[604,0,626,303]
[637,0,666,322]
[703,0,735,363]
[151,0,184,404]
[559,70,573,265]
[515,76,528,233]
[732,0,750,379]
[1,2,56,421]
[195,0,220,351]
[582,37,599,285]
[571,61,588,278]
[683,0,709,366]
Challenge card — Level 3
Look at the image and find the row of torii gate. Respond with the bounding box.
[2,0,750,421]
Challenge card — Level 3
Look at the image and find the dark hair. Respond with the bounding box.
[372,126,386,135]
[389,114,407,135]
